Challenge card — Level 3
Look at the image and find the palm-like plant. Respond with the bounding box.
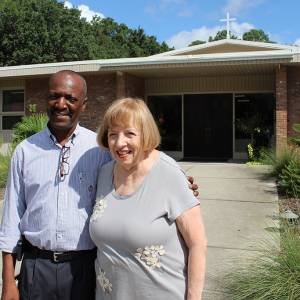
[290,123,300,146]
[12,114,48,149]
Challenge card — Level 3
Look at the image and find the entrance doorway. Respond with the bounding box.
[234,93,275,157]
[184,94,233,160]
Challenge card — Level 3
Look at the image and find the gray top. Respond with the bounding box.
[89,152,199,300]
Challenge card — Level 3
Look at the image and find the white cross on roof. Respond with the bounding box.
[220,12,236,39]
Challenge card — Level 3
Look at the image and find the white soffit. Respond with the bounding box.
[0,48,297,78]
[152,39,298,57]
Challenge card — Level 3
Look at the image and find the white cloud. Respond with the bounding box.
[78,4,105,21]
[64,1,105,22]
[167,26,221,49]
[231,22,254,36]
[294,39,300,46]
[64,1,73,9]
[223,0,265,15]
[167,22,254,49]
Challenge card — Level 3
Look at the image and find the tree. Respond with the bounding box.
[208,30,237,42]
[242,29,270,43]
[188,40,206,47]
[0,0,171,66]
[0,0,94,66]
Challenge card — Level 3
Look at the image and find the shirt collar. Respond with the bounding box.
[45,123,81,147]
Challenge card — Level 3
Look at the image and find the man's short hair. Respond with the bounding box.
[49,70,88,98]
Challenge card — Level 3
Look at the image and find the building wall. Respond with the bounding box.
[25,74,117,132]
[24,72,145,132]
[126,73,145,99]
[82,74,116,131]
[26,78,49,114]
[287,66,300,137]
[145,74,275,94]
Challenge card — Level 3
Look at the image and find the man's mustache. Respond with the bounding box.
[50,108,72,117]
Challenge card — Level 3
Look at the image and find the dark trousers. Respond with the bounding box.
[18,252,96,300]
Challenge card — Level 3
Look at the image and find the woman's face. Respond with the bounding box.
[108,120,143,170]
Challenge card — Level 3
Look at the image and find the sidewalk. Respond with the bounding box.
[179,162,279,299]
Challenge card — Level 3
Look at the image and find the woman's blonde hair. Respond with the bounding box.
[97,97,161,151]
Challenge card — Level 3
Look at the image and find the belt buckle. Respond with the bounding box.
[53,252,63,263]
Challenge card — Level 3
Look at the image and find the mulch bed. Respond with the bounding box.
[278,196,300,214]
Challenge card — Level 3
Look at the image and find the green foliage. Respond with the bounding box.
[0,0,171,66]
[290,123,300,146]
[257,147,274,165]
[225,227,300,300]
[208,30,237,41]
[90,18,171,58]
[0,113,48,187]
[242,29,270,43]
[270,147,299,178]
[0,143,11,188]
[0,0,93,65]
[247,143,255,161]
[12,114,48,149]
[279,159,300,198]
[188,40,206,46]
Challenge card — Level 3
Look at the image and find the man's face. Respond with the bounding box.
[47,73,87,133]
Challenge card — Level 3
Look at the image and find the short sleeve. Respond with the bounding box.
[165,167,200,222]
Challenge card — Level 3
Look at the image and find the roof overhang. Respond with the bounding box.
[0,49,298,79]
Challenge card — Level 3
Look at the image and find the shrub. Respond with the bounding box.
[0,141,11,188]
[0,113,48,187]
[12,114,48,149]
[257,147,274,165]
[225,227,300,300]
[270,146,299,179]
[290,123,300,147]
[279,159,300,198]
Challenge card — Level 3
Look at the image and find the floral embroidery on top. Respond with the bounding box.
[90,198,107,222]
[97,268,112,294]
[135,245,165,268]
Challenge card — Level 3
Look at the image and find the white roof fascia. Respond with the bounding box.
[99,50,293,68]
[0,50,294,78]
[152,39,297,57]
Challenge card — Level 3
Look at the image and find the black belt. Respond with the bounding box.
[23,239,96,263]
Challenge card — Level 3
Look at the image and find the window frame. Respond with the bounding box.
[0,87,25,131]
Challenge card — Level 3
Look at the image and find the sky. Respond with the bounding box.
[64,0,300,49]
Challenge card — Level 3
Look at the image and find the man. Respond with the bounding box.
[0,70,198,300]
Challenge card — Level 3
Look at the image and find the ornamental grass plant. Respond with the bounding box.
[11,113,48,150]
[225,225,300,300]
[0,113,48,187]
[0,144,11,188]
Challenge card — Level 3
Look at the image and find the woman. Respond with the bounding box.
[90,98,207,300]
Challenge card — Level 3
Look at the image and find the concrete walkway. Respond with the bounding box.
[179,162,279,300]
[0,163,279,299]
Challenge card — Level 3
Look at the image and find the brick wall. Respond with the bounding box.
[82,74,116,131]
[25,77,48,114]
[24,72,145,132]
[116,72,145,100]
[275,66,288,150]
[287,66,300,138]
[126,73,145,99]
[25,74,116,132]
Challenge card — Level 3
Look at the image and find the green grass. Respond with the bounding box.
[225,226,300,300]
[0,149,11,188]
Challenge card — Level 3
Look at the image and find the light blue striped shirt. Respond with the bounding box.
[0,124,111,252]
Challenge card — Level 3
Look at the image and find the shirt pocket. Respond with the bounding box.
[78,171,96,213]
